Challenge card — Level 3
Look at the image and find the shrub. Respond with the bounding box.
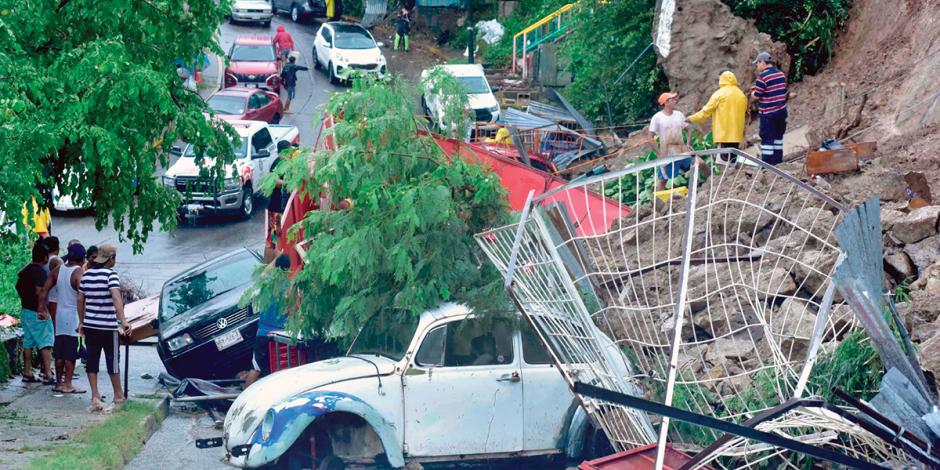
[722,0,852,80]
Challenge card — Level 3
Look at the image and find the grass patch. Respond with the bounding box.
[28,401,159,470]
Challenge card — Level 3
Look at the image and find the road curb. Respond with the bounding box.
[139,395,171,443]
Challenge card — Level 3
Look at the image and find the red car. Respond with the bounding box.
[207,87,284,123]
[224,34,281,91]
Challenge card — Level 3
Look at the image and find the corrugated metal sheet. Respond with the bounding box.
[526,101,576,124]
[360,0,387,28]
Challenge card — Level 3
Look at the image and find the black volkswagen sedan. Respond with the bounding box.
[157,247,263,380]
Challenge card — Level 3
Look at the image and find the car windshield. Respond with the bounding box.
[159,250,259,322]
[334,28,376,50]
[458,76,490,94]
[208,95,247,115]
[231,44,276,61]
[348,312,420,361]
[184,137,249,159]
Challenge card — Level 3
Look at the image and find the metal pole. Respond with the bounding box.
[466,0,475,64]
[123,341,130,397]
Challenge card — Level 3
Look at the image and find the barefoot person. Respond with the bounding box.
[77,244,130,411]
[17,243,55,385]
[39,243,86,394]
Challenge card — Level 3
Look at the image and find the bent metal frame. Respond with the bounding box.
[476,149,913,468]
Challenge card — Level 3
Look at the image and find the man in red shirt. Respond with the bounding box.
[273,25,295,64]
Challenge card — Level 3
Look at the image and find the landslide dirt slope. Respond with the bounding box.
[785,0,940,205]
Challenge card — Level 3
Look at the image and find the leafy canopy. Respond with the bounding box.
[0,0,237,252]
[251,77,509,341]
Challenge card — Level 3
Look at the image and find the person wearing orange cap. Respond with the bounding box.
[648,92,693,189]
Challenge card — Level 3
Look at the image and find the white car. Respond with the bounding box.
[162,120,299,220]
[421,64,501,132]
[313,21,387,85]
[230,0,274,26]
[220,303,650,469]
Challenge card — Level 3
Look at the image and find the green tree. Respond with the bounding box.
[560,0,666,126]
[0,0,237,252]
[250,77,509,341]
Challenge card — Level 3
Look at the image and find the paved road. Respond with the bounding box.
[54,16,339,297]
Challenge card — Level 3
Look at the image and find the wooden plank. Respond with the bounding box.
[805,148,859,175]
[122,295,159,344]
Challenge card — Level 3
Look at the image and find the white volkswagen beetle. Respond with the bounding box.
[221,303,649,469]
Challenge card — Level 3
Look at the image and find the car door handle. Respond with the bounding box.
[496,372,520,383]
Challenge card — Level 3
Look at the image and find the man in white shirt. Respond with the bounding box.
[648,92,709,190]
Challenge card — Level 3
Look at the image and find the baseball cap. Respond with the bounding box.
[67,243,86,263]
[752,51,772,64]
[93,243,117,263]
[658,92,678,105]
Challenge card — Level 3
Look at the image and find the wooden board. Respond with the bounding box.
[805,148,859,175]
[122,295,159,344]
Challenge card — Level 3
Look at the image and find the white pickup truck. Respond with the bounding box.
[163,120,299,220]
[218,303,652,469]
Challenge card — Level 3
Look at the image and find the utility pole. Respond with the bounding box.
[466,0,475,63]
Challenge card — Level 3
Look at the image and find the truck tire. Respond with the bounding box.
[239,185,254,220]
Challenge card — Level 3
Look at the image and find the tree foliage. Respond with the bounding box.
[722,0,851,80]
[250,77,509,341]
[0,0,237,252]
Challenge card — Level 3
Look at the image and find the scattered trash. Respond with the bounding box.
[0,314,19,328]
[474,19,505,45]
[51,433,70,441]
[140,373,154,380]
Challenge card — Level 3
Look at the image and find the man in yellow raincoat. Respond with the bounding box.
[687,71,747,163]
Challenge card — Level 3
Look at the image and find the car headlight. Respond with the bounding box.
[261,408,275,441]
[166,333,193,352]
[162,176,176,188]
[224,178,241,191]
[335,55,348,64]
[488,105,500,113]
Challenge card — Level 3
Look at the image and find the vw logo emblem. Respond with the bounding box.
[217,317,228,330]
[248,74,256,80]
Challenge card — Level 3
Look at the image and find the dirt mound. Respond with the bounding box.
[654,0,790,112]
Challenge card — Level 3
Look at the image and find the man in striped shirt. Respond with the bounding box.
[751,51,788,165]
[77,244,130,412]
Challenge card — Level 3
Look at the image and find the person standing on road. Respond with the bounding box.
[687,71,747,164]
[77,244,130,412]
[39,243,86,394]
[394,9,411,52]
[253,254,292,377]
[42,236,63,322]
[751,52,788,165]
[273,25,295,64]
[17,243,55,385]
[279,56,308,113]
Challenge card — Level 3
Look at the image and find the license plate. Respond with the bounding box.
[215,328,243,351]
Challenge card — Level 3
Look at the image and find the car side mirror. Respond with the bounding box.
[253,148,271,159]
[276,140,291,152]
[170,145,183,157]
[376,41,385,48]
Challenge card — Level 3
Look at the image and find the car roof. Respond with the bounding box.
[434,64,486,78]
[422,302,472,322]
[224,119,270,136]
[234,34,273,45]
[211,87,256,97]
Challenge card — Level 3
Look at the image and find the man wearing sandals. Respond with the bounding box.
[39,243,87,394]
[17,243,55,385]
[77,244,130,412]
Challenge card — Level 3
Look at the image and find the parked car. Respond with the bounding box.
[313,22,387,85]
[207,87,284,124]
[421,64,501,131]
[272,0,326,23]
[162,120,299,220]
[225,35,282,92]
[220,303,640,469]
[156,247,263,380]
[229,0,274,26]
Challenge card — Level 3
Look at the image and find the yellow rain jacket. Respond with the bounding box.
[688,71,747,144]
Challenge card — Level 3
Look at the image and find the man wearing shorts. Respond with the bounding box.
[78,244,130,411]
[40,243,86,393]
[17,243,54,385]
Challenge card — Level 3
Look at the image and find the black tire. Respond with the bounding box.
[239,185,254,220]
[420,95,430,117]
[290,4,302,23]
[263,20,271,28]
[313,50,321,70]
[272,113,282,124]
[328,62,338,85]
[318,455,344,470]
[582,426,614,461]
